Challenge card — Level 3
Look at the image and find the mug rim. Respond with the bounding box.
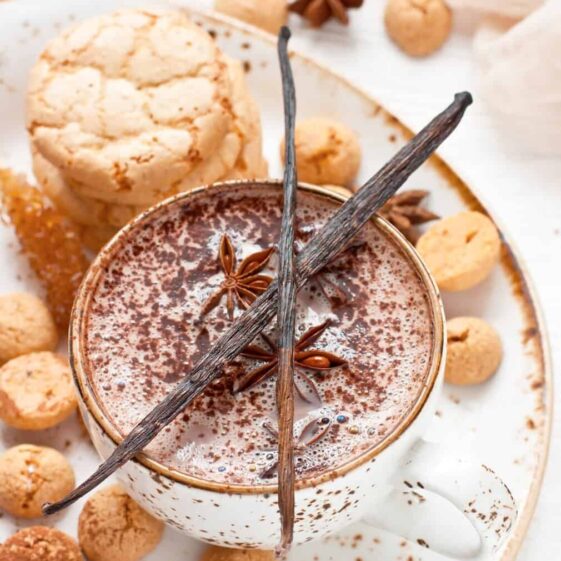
[70,179,445,495]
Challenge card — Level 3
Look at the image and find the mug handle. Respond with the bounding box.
[363,440,517,560]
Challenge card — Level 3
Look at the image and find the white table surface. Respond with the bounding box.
[193,1,560,558]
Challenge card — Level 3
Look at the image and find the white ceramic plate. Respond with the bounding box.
[0,2,551,560]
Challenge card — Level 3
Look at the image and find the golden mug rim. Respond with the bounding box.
[70,179,445,495]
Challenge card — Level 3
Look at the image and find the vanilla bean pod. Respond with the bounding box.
[275,26,298,558]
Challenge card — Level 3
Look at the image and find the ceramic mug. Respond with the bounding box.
[70,181,516,557]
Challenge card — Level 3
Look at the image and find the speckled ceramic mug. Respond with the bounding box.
[71,181,516,557]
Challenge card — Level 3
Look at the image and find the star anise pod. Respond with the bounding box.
[379,190,439,243]
[202,234,274,319]
[258,417,333,478]
[234,320,346,403]
[289,0,364,27]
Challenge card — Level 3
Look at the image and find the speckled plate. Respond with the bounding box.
[0,2,552,560]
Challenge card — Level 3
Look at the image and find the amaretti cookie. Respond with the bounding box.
[280,118,361,187]
[0,352,77,430]
[0,293,58,365]
[445,316,503,385]
[78,484,164,561]
[0,445,74,518]
[416,211,501,291]
[0,526,81,561]
[385,0,452,57]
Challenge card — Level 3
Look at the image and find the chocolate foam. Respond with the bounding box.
[84,184,434,485]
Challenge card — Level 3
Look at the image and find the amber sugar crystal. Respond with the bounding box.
[0,169,89,331]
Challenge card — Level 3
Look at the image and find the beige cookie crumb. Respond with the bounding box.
[385,0,452,57]
[323,184,354,198]
[0,293,58,365]
[445,317,503,385]
[0,352,77,430]
[214,0,287,34]
[416,211,501,292]
[281,118,361,188]
[78,484,164,561]
[0,445,74,518]
[201,546,275,561]
[0,526,81,561]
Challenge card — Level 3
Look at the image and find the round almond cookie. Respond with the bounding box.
[201,546,274,561]
[445,317,503,385]
[0,445,74,518]
[385,0,452,57]
[416,211,501,292]
[27,8,235,207]
[0,352,77,430]
[280,118,361,188]
[78,484,164,561]
[0,293,58,365]
[0,526,81,561]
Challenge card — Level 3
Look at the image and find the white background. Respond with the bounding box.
[194,0,561,558]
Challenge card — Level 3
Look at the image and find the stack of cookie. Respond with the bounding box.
[27,8,268,249]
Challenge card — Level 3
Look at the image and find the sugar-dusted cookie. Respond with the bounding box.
[214,0,287,34]
[281,118,361,188]
[385,0,452,57]
[0,352,77,430]
[78,484,164,561]
[445,317,503,385]
[201,546,275,561]
[0,445,74,518]
[416,211,501,291]
[27,8,234,207]
[0,293,58,365]
[0,526,81,561]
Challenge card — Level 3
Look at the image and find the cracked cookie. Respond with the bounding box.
[416,211,501,291]
[0,352,77,430]
[0,293,58,365]
[78,484,164,561]
[27,8,233,207]
[445,316,503,385]
[280,118,361,187]
[0,526,81,561]
[0,445,74,519]
[201,546,275,561]
[29,13,266,246]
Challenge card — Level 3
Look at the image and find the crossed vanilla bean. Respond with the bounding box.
[43,85,472,515]
[275,26,299,557]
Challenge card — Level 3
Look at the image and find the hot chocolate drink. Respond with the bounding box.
[84,183,435,486]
